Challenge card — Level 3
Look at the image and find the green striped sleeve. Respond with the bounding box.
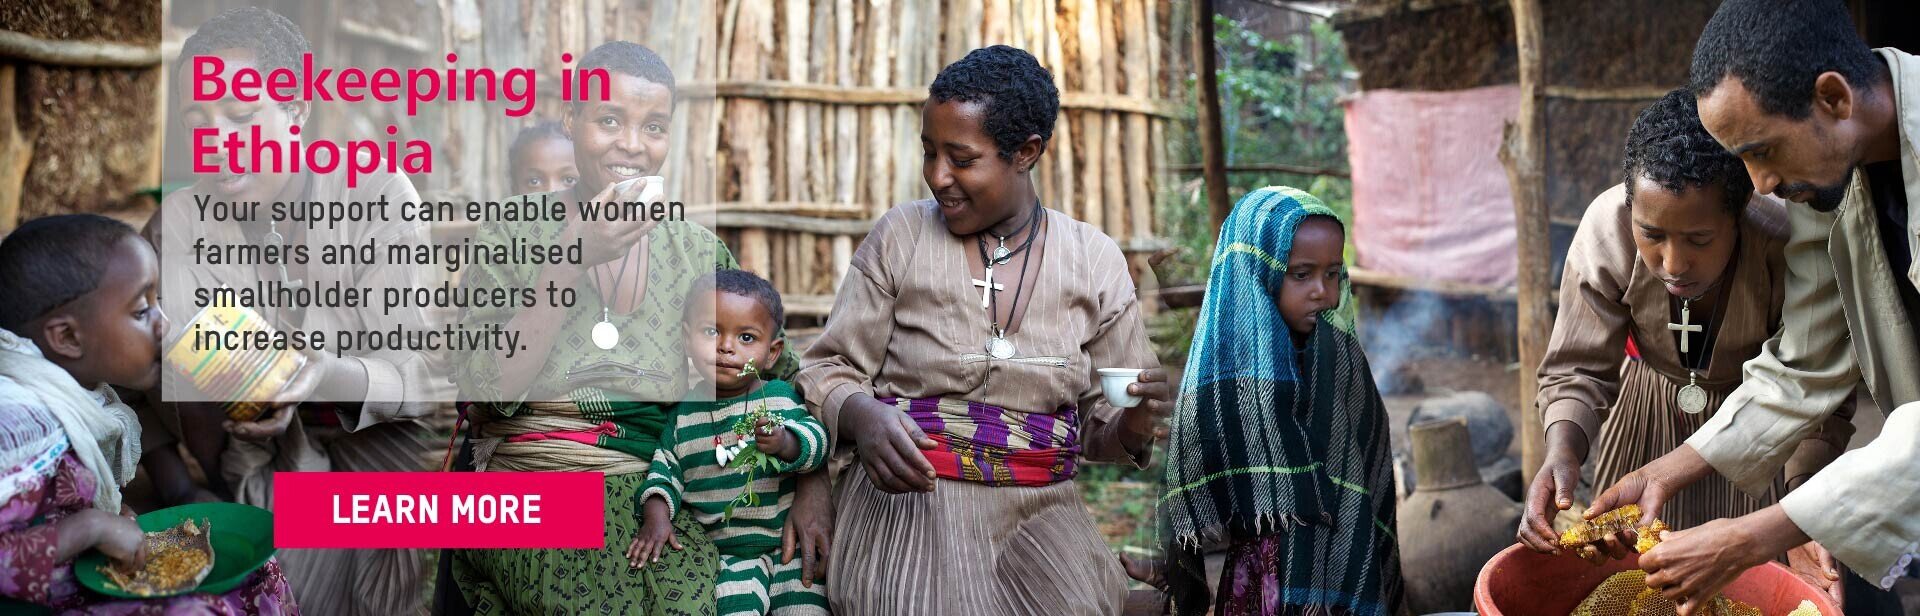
[775,407,827,475]
[636,422,684,518]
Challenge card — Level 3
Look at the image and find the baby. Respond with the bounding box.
[627,269,829,615]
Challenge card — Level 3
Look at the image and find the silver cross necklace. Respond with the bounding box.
[975,203,1043,359]
[1669,274,1729,414]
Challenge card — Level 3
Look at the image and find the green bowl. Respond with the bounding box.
[74,502,276,599]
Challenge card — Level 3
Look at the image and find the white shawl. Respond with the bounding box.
[0,329,141,513]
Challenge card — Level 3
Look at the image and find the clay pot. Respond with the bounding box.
[1397,418,1523,615]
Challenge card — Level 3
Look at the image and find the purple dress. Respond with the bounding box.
[0,443,298,614]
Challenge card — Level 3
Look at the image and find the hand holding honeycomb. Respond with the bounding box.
[1561,504,1668,554]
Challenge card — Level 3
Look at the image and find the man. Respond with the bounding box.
[1586,1,1919,614]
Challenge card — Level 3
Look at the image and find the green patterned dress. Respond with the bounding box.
[448,190,796,616]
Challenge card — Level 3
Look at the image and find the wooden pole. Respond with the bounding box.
[1192,0,1230,230]
[1499,0,1550,490]
[0,30,160,68]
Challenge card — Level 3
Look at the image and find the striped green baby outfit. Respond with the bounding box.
[638,379,829,615]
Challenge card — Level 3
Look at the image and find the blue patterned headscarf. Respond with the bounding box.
[1160,187,1401,615]
[1186,187,1357,388]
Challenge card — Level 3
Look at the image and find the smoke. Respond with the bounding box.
[1360,290,1448,395]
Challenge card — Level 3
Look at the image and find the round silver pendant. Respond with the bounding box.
[986,336,1015,360]
[592,320,620,350]
[1678,383,1708,414]
[992,245,1011,262]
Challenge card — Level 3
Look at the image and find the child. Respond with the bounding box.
[1161,187,1403,615]
[1521,89,1866,601]
[507,121,577,195]
[626,269,828,616]
[0,214,297,612]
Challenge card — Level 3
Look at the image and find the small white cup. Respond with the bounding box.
[1098,368,1146,408]
[611,175,666,203]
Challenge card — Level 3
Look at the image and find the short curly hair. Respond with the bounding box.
[0,214,141,335]
[685,269,785,333]
[1622,89,1754,215]
[178,7,309,75]
[577,41,677,105]
[928,45,1059,160]
[1688,0,1881,119]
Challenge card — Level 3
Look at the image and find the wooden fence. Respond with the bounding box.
[436,0,1184,316]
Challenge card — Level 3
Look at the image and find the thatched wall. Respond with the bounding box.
[1334,0,1514,91]
[1539,0,1716,225]
[0,0,163,234]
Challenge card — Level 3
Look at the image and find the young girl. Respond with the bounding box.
[1520,90,1852,576]
[1162,187,1403,616]
[627,270,828,615]
[0,214,297,613]
[507,121,577,195]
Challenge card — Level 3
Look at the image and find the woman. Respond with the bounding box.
[1518,90,1852,565]
[795,45,1172,615]
[1161,187,1403,616]
[148,8,451,614]
[448,40,797,615]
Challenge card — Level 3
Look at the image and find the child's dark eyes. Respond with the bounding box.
[953,157,977,168]
[562,176,578,187]
[1288,268,1345,282]
[598,116,619,128]
[643,123,665,134]
[701,326,718,337]
[524,177,543,188]
[739,333,757,344]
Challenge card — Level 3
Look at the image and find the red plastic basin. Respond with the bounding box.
[1474,544,1841,615]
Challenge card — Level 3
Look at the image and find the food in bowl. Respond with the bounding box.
[99,518,215,596]
[1571,570,1788,616]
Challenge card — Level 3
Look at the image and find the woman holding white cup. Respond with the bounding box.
[794,45,1172,615]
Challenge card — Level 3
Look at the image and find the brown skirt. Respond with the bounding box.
[827,464,1128,616]
[1593,359,1785,530]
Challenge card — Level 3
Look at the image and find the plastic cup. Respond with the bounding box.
[1098,368,1145,408]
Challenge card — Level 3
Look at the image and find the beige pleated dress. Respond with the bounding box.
[796,201,1159,616]
[1536,184,1856,531]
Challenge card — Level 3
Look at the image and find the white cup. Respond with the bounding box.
[611,175,665,203]
[1098,368,1145,408]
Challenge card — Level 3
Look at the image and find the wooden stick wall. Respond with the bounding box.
[436,0,1180,317]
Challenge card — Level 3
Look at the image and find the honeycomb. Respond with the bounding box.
[1570,570,1788,616]
[1562,504,1667,553]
